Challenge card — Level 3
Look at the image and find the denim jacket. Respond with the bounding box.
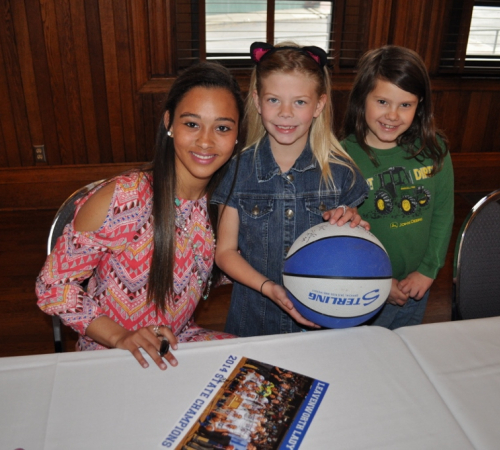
[211,136,368,337]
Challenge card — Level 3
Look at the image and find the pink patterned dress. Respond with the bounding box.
[36,171,234,351]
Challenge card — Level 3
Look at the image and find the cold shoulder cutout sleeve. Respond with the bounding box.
[36,173,152,340]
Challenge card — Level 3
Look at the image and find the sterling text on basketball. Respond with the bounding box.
[308,289,381,306]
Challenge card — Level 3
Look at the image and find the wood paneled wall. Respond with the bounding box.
[0,0,169,168]
[0,0,499,172]
[330,79,500,155]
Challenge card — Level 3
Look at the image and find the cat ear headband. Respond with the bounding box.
[250,41,328,68]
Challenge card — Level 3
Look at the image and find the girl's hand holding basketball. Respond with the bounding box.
[323,206,370,231]
[261,281,321,328]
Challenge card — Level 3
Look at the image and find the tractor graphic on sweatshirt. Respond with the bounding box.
[373,166,431,215]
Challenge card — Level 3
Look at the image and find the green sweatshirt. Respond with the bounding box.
[343,135,454,281]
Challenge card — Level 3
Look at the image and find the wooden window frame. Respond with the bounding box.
[181,0,372,71]
[440,0,500,75]
[132,0,372,93]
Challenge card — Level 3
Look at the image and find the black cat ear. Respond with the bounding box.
[302,46,328,68]
[250,42,275,63]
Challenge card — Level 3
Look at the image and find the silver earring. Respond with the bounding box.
[167,130,172,137]
[235,139,238,144]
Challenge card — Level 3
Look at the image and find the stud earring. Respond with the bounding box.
[167,130,172,137]
[235,139,238,144]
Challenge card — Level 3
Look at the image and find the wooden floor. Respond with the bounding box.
[0,192,483,358]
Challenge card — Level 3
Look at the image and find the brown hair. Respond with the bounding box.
[146,62,244,312]
[342,45,448,174]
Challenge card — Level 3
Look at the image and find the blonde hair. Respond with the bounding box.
[245,42,356,187]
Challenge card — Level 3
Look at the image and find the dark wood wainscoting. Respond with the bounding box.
[1,156,499,357]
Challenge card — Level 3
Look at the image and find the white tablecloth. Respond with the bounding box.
[396,316,500,450]
[2,322,494,450]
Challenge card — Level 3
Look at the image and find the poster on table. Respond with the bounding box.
[162,355,328,450]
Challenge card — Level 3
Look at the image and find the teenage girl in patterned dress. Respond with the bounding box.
[36,62,244,370]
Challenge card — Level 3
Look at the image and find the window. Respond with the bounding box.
[175,0,371,72]
[467,3,500,66]
[206,1,333,58]
[441,0,500,74]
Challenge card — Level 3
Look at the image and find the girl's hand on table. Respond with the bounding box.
[86,315,179,370]
[114,326,179,370]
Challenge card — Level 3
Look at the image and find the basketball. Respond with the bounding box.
[283,222,392,328]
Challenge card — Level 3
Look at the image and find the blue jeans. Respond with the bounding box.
[367,290,430,330]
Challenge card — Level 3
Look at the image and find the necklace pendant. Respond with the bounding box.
[202,276,213,300]
[174,197,181,207]
[175,216,184,229]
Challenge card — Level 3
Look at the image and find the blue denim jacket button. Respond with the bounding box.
[285,209,294,219]
[286,174,294,182]
[251,205,260,216]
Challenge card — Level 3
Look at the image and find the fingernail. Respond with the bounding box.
[160,363,167,370]
[171,359,178,366]
[142,362,149,368]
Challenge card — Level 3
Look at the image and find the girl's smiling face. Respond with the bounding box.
[253,70,326,156]
[364,78,419,149]
[166,86,239,198]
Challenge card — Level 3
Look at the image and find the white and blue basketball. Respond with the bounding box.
[283,222,392,328]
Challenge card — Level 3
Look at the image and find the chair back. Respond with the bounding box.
[47,180,106,255]
[47,179,106,352]
[453,189,500,320]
